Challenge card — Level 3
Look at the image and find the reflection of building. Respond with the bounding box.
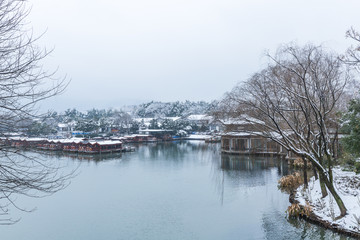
[220,154,289,175]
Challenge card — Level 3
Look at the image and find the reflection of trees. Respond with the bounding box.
[210,154,291,205]
[261,202,350,239]
[219,154,290,187]
[135,141,218,164]
[0,150,73,224]
[220,154,289,174]
[284,217,343,240]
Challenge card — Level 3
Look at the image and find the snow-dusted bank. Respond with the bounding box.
[293,167,360,237]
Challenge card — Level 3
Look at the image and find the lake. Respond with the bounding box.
[0,141,353,239]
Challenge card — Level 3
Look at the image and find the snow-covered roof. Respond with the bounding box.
[139,129,172,132]
[87,140,122,145]
[222,132,259,137]
[25,138,48,142]
[124,134,150,138]
[222,131,283,139]
[110,137,127,140]
[8,137,26,141]
[58,123,68,128]
[162,117,181,121]
[4,132,22,136]
[221,115,264,125]
[186,114,212,121]
[133,118,154,123]
[59,138,84,144]
[187,134,212,140]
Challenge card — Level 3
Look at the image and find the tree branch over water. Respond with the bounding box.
[0,0,71,224]
[218,44,352,218]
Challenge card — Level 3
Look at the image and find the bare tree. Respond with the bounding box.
[222,44,350,218]
[113,110,132,134]
[345,27,360,71]
[0,0,70,224]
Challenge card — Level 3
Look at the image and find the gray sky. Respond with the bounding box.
[29,0,360,111]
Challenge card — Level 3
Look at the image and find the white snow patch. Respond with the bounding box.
[187,134,212,140]
[295,167,360,233]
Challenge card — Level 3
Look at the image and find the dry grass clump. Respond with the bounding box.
[287,202,312,218]
[292,157,312,169]
[278,172,303,193]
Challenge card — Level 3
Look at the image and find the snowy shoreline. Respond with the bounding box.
[291,167,360,238]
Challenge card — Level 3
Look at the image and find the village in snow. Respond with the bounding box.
[3,97,360,237]
[3,0,360,238]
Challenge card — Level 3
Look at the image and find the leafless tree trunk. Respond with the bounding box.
[221,44,350,217]
[302,157,308,188]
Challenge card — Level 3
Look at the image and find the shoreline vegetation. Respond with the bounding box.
[283,167,360,238]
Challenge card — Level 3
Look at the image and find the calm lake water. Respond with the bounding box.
[1,141,353,239]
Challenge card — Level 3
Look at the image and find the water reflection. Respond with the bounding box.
[262,210,349,240]
[212,154,290,191]
[216,151,355,239]
[135,141,217,160]
[1,142,356,240]
[221,154,290,174]
[26,149,124,163]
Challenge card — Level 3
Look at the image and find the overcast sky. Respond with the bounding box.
[28,0,360,111]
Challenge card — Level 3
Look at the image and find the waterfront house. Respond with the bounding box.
[138,129,174,141]
[186,114,212,127]
[220,117,287,157]
[221,132,286,156]
[78,140,123,153]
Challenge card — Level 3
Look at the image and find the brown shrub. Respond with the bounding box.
[278,172,303,193]
[292,157,312,169]
[287,202,312,218]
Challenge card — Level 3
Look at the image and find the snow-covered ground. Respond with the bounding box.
[186,134,212,140]
[295,167,360,234]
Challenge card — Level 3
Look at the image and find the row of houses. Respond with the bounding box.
[4,130,178,154]
[55,114,222,138]
[4,138,123,154]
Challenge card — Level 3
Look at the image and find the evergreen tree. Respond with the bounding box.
[342,98,360,154]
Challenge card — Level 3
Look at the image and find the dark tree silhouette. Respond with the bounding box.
[0,0,70,224]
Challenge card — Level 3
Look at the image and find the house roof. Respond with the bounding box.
[220,115,265,125]
[87,140,122,146]
[139,129,173,132]
[162,117,181,121]
[221,132,260,137]
[187,114,212,121]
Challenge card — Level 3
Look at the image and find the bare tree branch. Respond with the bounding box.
[0,0,71,224]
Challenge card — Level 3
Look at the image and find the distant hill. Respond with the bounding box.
[130,100,217,118]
